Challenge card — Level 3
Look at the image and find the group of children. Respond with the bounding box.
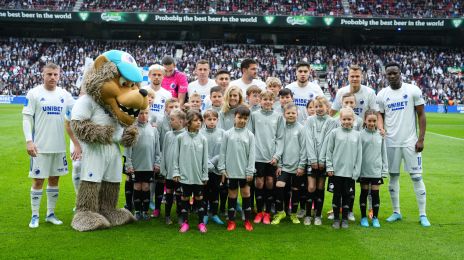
[122,79,388,233]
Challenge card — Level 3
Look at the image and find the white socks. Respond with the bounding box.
[388,174,401,214]
[72,160,81,194]
[46,186,59,216]
[30,188,43,217]
[411,174,427,216]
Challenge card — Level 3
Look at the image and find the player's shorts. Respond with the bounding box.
[357,177,384,185]
[29,153,69,178]
[165,179,181,191]
[255,162,277,178]
[277,171,306,188]
[180,183,205,197]
[227,178,250,190]
[80,143,122,183]
[387,146,423,174]
[154,172,165,181]
[134,171,154,183]
[308,168,326,177]
[332,176,355,196]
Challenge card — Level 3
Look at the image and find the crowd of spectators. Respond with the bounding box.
[1,38,462,105]
[1,0,462,18]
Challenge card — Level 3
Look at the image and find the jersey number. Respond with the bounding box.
[63,156,68,166]
[417,157,422,166]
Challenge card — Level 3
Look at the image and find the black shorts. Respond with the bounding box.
[181,183,205,197]
[228,178,250,190]
[255,162,276,178]
[207,172,222,189]
[332,176,355,196]
[133,171,153,183]
[357,177,384,185]
[308,168,326,178]
[153,172,165,182]
[165,179,181,191]
[277,171,305,188]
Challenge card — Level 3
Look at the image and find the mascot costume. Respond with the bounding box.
[70,50,148,231]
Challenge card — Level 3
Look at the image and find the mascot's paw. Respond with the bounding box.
[100,208,136,226]
[71,211,111,232]
[71,120,115,145]
[121,124,139,147]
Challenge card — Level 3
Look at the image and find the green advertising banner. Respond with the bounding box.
[0,10,462,30]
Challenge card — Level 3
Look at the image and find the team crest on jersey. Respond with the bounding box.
[309,92,314,99]
[359,100,364,105]
[170,83,176,89]
[403,94,408,99]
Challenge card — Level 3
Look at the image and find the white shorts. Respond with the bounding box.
[80,143,122,183]
[387,146,423,174]
[29,153,69,178]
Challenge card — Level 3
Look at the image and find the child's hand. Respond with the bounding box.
[379,128,386,137]
[327,171,334,177]
[203,180,208,185]
[276,167,282,177]
[127,168,134,174]
[173,176,180,182]
[246,176,253,182]
[153,165,160,174]
[296,168,304,176]
[221,173,228,184]
[270,158,278,166]
[311,163,319,170]
[318,163,325,171]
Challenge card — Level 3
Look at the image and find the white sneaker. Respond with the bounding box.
[45,213,63,225]
[303,216,312,226]
[348,212,356,222]
[314,217,322,226]
[327,212,334,220]
[296,209,306,219]
[29,215,39,228]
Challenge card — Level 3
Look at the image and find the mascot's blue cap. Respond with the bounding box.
[103,50,143,83]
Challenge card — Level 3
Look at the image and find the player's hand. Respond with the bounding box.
[203,180,208,185]
[246,176,253,182]
[415,140,424,153]
[311,163,319,170]
[296,168,305,176]
[127,168,134,174]
[276,167,282,177]
[26,141,38,157]
[379,128,386,137]
[318,163,325,171]
[327,171,334,177]
[270,158,278,166]
[153,165,160,174]
[173,176,180,182]
[71,143,82,160]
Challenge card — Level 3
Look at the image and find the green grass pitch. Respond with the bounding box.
[0,104,463,259]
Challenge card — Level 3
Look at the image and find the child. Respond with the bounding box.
[203,86,224,113]
[173,110,209,233]
[326,107,362,229]
[359,109,388,228]
[200,109,226,225]
[272,103,307,225]
[335,93,364,131]
[146,88,157,127]
[145,88,160,212]
[159,98,180,149]
[306,99,316,117]
[304,96,336,226]
[218,105,255,231]
[266,77,282,111]
[218,86,245,130]
[186,93,202,112]
[249,91,285,225]
[124,108,161,220]
[246,85,262,112]
[160,109,186,225]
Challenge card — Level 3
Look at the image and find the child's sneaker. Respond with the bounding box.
[253,212,264,224]
[29,215,39,228]
[360,217,369,227]
[134,212,142,221]
[45,213,63,225]
[348,212,355,222]
[149,202,156,211]
[198,223,207,233]
[263,212,271,225]
[271,211,286,225]
[179,222,189,233]
[227,220,236,231]
[296,209,306,219]
[203,215,209,225]
[211,215,224,225]
[165,216,173,225]
[419,215,431,227]
[303,216,312,226]
[290,213,300,224]
[372,217,380,228]
[151,209,160,218]
[341,219,349,229]
[142,212,151,221]
[386,212,402,222]
[327,210,334,220]
[244,220,253,231]
[314,216,322,226]
[332,219,340,229]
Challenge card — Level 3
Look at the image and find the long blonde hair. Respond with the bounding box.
[222,85,244,113]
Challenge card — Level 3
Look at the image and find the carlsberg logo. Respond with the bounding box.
[323,17,334,26]
[101,12,122,22]
[286,16,307,26]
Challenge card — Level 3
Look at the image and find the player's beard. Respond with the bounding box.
[298,78,308,84]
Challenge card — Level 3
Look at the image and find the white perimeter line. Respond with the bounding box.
[428,132,464,141]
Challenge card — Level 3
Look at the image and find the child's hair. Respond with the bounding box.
[189,93,201,101]
[306,99,315,109]
[363,109,378,128]
[278,88,293,97]
[341,92,356,102]
[283,102,297,112]
[146,88,155,99]
[186,110,203,128]
[203,109,219,120]
[266,77,282,89]
[246,85,262,97]
[260,90,275,100]
[313,96,330,109]
[170,109,186,121]
[234,105,251,117]
[339,107,355,118]
[165,97,179,106]
[210,86,222,95]
[222,85,244,113]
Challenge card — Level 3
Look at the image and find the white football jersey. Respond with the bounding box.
[188,79,216,111]
[230,78,266,95]
[22,85,75,153]
[376,83,425,147]
[285,81,324,120]
[143,85,172,123]
[332,85,379,119]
